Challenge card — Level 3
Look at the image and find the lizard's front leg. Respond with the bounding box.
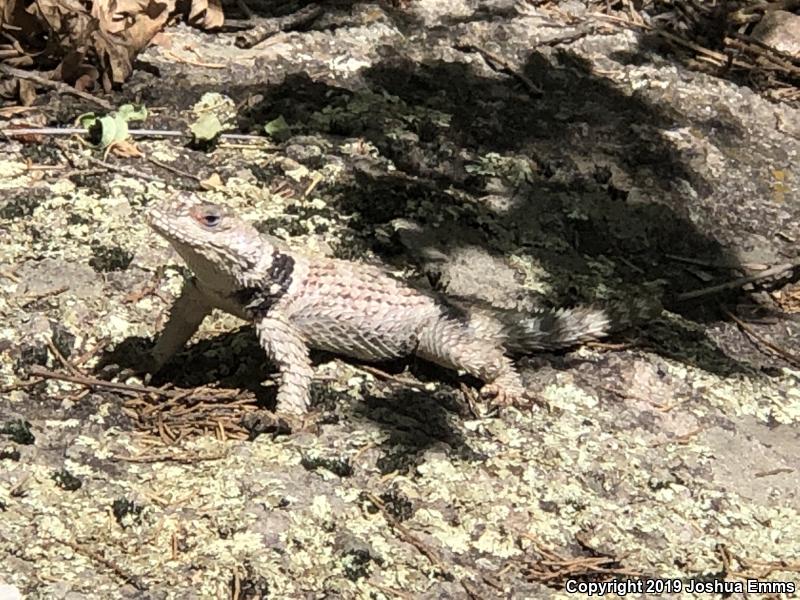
[150,277,213,371]
[255,313,314,415]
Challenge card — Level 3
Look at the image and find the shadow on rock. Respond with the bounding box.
[119,45,768,389]
[236,51,753,375]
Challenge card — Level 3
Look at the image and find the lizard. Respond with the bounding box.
[145,192,642,415]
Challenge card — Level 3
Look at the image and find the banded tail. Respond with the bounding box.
[468,299,659,355]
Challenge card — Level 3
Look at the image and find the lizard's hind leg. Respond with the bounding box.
[415,318,528,407]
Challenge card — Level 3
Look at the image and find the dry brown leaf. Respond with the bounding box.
[89,32,134,90]
[33,0,89,30]
[17,78,36,105]
[123,3,174,51]
[0,76,19,101]
[773,284,800,314]
[58,51,100,88]
[2,0,39,32]
[89,0,175,89]
[188,0,224,29]
[92,0,173,34]
[74,72,97,92]
[92,0,126,34]
[105,139,144,158]
[200,172,224,190]
[1,0,13,24]
[1,0,214,94]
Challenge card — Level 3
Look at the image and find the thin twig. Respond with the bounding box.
[520,532,642,583]
[355,363,428,390]
[754,467,794,478]
[728,31,800,69]
[146,156,202,182]
[21,285,69,308]
[0,127,272,142]
[363,495,494,595]
[589,12,752,69]
[234,4,323,49]
[58,538,147,590]
[231,567,241,600]
[724,309,800,369]
[85,156,167,184]
[725,37,800,75]
[161,49,227,69]
[141,387,199,416]
[111,451,228,463]
[26,364,212,400]
[0,64,114,110]
[0,267,21,283]
[676,259,800,301]
[454,44,543,96]
[364,492,448,572]
[45,337,83,378]
[665,254,742,269]
[649,426,704,447]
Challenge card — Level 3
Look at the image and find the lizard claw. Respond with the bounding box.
[480,383,533,410]
[241,410,294,439]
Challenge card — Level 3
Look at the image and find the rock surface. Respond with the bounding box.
[751,10,800,57]
[1,1,799,598]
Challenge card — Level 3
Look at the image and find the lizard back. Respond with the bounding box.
[283,258,442,361]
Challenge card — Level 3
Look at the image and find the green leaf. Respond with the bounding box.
[263,115,290,139]
[77,112,99,129]
[116,104,148,122]
[76,104,147,148]
[190,113,223,143]
[98,114,126,148]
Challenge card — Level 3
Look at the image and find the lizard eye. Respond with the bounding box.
[201,213,221,227]
[190,203,225,229]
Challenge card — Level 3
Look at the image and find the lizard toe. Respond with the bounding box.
[480,383,535,410]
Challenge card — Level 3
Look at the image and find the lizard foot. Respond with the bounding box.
[480,383,541,410]
[241,410,295,439]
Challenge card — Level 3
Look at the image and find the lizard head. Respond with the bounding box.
[146,192,263,280]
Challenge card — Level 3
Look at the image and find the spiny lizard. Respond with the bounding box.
[146,192,642,415]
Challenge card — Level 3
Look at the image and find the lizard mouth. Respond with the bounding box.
[144,205,167,234]
[144,205,188,249]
